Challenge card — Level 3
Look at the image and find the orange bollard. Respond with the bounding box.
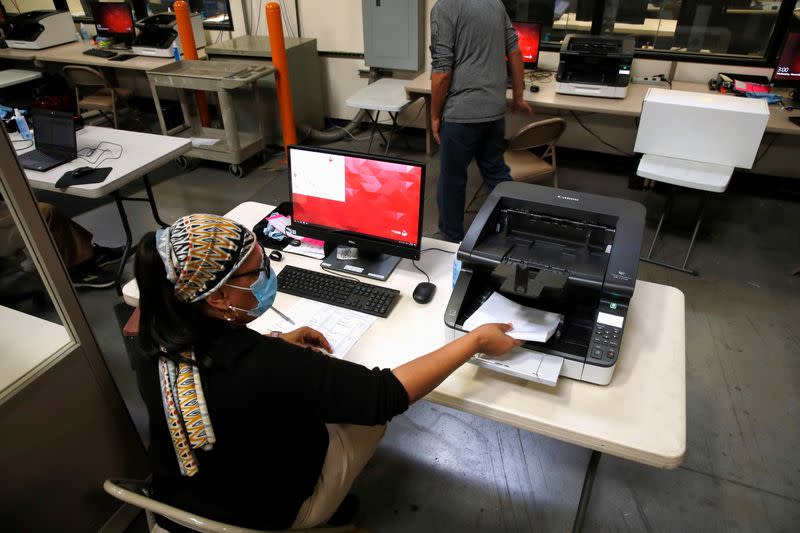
[173,0,210,127]
[266,2,298,152]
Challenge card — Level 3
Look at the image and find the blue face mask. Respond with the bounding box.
[227,265,277,318]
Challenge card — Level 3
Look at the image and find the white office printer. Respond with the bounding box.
[132,12,206,58]
[5,10,77,50]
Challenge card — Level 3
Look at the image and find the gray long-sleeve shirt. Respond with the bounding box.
[430,0,519,123]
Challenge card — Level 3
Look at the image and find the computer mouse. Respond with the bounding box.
[268,250,283,262]
[70,166,94,177]
[529,84,540,93]
[412,282,437,304]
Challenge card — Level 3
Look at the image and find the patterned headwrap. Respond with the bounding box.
[153,213,256,476]
[155,213,256,303]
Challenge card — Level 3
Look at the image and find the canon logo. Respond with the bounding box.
[557,195,580,202]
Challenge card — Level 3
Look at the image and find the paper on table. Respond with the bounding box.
[248,299,377,358]
[463,292,562,343]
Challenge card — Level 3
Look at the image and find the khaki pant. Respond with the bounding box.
[0,202,94,267]
[291,424,386,529]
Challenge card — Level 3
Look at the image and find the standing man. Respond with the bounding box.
[430,0,532,242]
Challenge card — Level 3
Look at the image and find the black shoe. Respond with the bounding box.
[92,244,125,267]
[326,493,359,527]
[70,266,116,289]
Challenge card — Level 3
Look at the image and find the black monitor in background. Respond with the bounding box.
[772,27,800,101]
[511,21,541,69]
[91,1,136,47]
[288,145,426,282]
[615,0,647,24]
[575,0,594,22]
[673,0,728,52]
[502,0,557,25]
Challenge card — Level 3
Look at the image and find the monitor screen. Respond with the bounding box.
[289,146,425,261]
[511,21,541,67]
[772,31,800,87]
[91,2,135,39]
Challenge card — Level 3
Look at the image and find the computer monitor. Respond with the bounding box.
[91,1,136,47]
[615,0,647,25]
[772,28,800,100]
[511,21,541,69]
[288,145,426,281]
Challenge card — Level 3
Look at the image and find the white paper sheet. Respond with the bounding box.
[248,299,377,358]
[190,137,220,147]
[463,292,562,343]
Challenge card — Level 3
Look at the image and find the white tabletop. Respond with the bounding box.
[14,126,191,199]
[0,69,42,89]
[637,153,732,193]
[124,201,687,468]
[346,78,416,113]
[0,305,71,403]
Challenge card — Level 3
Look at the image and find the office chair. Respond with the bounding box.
[103,479,364,533]
[465,117,567,212]
[61,66,133,129]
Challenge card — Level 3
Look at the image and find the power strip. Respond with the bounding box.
[633,75,670,86]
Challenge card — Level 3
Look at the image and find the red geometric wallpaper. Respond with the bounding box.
[293,157,423,246]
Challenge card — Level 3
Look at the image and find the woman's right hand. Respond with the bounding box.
[470,323,524,357]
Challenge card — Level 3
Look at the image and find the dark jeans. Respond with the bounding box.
[437,118,511,242]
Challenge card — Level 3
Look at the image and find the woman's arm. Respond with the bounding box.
[392,323,522,403]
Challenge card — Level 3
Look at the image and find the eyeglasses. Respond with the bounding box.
[228,247,270,281]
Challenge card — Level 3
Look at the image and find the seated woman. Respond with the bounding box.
[134,213,521,531]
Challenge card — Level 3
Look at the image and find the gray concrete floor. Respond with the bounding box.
[34,128,800,532]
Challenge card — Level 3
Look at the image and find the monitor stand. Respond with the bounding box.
[320,244,401,282]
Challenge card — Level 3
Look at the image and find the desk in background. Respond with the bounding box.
[15,126,190,290]
[405,73,800,155]
[123,200,686,530]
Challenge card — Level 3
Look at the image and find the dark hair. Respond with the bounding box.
[134,231,209,359]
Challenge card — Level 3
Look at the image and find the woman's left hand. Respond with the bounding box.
[279,326,333,354]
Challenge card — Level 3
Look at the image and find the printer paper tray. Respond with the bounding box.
[471,348,563,387]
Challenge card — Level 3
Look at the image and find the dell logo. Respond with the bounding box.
[557,195,580,202]
[347,239,356,245]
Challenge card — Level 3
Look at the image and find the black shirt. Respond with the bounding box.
[135,318,409,530]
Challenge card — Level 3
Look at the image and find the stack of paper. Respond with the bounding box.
[463,292,562,343]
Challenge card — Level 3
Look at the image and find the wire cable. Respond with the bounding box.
[753,134,777,165]
[411,260,430,283]
[12,139,34,151]
[570,111,634,156]
[77,141,124,168]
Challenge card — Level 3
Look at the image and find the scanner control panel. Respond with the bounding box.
[587,302,627,366]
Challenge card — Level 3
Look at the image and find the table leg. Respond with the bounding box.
[218,89,241,154]
[149,79,169,136]
[384,112,399,155]
[367,110,378,153]
[112,192,133,296]
[143,174,168,228]
[422,95,435,156]
[572,450,601,533]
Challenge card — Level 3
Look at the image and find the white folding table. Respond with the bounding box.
[14,126,191,290]
[346,78,417,154]
[0,69,42,89]
[123,200,686,531]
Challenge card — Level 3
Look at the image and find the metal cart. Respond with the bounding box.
[146,60,276,177]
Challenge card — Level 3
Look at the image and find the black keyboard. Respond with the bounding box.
[83,48,117,58]
[277,265,400,318]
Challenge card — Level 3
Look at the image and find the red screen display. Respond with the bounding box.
[290,150,423,247]
[773,32,800,83]
[93,3,135,35]
[512,21,541,64]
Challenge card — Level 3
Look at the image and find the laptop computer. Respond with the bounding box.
[18,109,78,172]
